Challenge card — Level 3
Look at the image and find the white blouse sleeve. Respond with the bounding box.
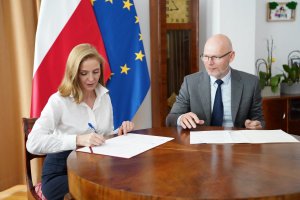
[26,94,77,155]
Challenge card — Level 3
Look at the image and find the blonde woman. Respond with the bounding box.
[27,43,134,200]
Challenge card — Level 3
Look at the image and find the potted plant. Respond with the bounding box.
[256,38,282,97]
[281,50,300,94]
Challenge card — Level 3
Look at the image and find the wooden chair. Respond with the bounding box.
[23,117,75,200]
[22,117,46,200]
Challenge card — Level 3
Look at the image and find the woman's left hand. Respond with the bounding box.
[118,121,134,135]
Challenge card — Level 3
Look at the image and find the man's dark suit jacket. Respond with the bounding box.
[166,68,265,128]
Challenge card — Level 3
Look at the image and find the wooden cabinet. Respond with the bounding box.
[262,95,300,135]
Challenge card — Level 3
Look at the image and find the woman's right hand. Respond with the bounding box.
[76,133,105,147]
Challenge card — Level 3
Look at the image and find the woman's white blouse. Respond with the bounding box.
[26,85,114,155]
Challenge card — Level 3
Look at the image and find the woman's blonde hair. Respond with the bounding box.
[58,43,105,103]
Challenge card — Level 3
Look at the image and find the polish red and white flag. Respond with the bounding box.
[31,0,110,117]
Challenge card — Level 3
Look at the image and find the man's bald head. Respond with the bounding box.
[204,34,233,53]
[202,34,235,79]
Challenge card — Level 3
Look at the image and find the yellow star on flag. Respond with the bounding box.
[135,16,139,23]
[123,0,133,11]
[105,0,113,3]
[135,50,145,61]
[139,33,143,41]
[90,0,96,6]
[121,64,130,74]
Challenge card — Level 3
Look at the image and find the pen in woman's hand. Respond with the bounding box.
[88,122,97,153]
[89,146,93,154]
[88,122,98,133]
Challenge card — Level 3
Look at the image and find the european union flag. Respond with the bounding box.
[93,0,150,128]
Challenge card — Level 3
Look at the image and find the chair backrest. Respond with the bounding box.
[22,117,45,200]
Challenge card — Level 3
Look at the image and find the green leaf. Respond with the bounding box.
[259,79,266,89]
[270,75,281,87]
[270,74,282,93]
[259,71,267,78]
[291,69,297,81]
[283,64,290,73]
[282,62,300,84]
[259,71,268,87]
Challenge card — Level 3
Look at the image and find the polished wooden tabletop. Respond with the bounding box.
[67,126,300,200]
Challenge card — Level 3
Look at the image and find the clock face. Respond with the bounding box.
[166,0,191,23]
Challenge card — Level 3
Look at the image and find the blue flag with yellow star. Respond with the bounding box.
[93,0,150,128]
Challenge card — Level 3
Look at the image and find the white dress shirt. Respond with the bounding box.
[26,84,114,155]
[177,70,234,127]
[210,70,233,127]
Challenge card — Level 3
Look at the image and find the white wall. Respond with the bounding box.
[220,0,257,74]
[133,0,300,129]
[200,0,257,74]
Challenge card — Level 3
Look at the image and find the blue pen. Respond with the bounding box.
[88,122,98,133]
[87,123,97,154]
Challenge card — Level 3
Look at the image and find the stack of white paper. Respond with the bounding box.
[190,130,299,144]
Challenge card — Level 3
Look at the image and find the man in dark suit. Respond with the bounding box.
[166,34,264,129]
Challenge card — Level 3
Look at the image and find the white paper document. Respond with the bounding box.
[77,133,174,158]
[190,130,299,144]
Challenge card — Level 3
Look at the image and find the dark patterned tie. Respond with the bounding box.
[211,79,224,126]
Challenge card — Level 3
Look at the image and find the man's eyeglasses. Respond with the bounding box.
[200,51,232,62]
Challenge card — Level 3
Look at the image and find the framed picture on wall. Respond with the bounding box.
[267,2,297,22]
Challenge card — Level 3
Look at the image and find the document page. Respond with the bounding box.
[190,130,299,144]
[77,133,174,158]
[229,131,251,143]
[240,129,299,143]
[190,131,233,144]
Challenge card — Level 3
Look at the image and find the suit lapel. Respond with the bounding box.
[198,72,211,123]
[231,69,243,123]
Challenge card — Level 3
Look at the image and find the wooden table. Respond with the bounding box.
[67,126,300,200]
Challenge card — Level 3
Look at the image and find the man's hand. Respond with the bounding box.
[180,112,204,129]
[244,119,262,129]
